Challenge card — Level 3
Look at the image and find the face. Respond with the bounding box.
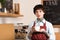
[35,9,45,19]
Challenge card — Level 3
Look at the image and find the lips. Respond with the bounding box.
[37,15,40,17]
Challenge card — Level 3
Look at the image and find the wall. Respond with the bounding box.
[0,0,42,25]
[13,0,42,25]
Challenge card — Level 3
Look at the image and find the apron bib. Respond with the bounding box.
[31,21,49,40]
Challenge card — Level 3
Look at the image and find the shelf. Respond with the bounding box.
[0,12,23,17]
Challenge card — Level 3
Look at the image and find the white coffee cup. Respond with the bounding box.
[35,26,40,31]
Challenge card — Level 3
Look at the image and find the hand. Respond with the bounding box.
[40,29,45,32]
[31,26,36,32]
[40,29,50,39]
[43,32,50,39]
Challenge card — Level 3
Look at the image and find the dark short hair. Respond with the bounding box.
[33,4,45,14]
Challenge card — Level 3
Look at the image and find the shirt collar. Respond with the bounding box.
[35,18,46,23]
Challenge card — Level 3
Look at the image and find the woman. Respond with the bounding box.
[27,4,55,40]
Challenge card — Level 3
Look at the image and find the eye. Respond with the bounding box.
[40,11,41,12]
[35,11,38,13]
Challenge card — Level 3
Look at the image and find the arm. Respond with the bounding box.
[26,22,34,40]
[48,23,56,40]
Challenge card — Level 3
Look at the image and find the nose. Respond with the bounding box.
[37,12,41,15]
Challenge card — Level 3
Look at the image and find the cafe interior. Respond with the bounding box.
[0,0,60,40]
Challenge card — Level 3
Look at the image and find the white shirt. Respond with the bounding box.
[26,19,56,40]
